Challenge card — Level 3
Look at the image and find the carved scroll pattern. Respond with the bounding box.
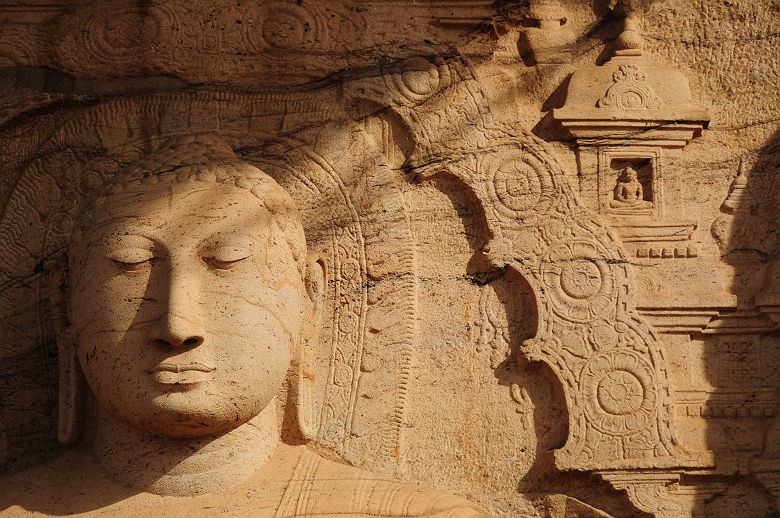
[599,472,687,518]
[597,64,662,110]
[475,286,535,431]
[1,0,368,84]
[259,139,417,469]
[319,223,367,451]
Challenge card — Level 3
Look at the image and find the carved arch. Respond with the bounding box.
[351,55,710,473]
[413,137,686,471]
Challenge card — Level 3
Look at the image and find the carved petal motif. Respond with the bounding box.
[597,64,662,110]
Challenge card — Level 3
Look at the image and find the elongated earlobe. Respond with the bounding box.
[49,255,84,445]
[294,253,326,442]
[57,328,84,445]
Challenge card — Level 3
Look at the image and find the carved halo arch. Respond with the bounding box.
[0,92,415,474]
[411,132,697,471]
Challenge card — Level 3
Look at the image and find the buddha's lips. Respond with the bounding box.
[149,363,215,374]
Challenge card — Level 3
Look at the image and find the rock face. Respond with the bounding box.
[0,1,777,517]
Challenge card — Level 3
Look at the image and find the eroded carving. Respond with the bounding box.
[348,53,720,516]
[610,167,652,211]
[407,118,696,473]
[0,2,777,516]
[599,472,687,518]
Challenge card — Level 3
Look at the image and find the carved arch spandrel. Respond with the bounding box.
[412,137,693,471]
[352,56,713,473]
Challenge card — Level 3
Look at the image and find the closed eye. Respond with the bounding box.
[108,248,155,270]
[200,236,253,271]
[202,253,250,270]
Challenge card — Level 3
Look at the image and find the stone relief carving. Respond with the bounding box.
[1,131,488,516]
[356,57,698,478]
[597,64,662,110]
[0,1,778,517]
[609,167,653,211]
[500,0,575,65]
[0,94,422,478]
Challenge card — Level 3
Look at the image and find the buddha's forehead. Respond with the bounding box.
[84,181,280,239]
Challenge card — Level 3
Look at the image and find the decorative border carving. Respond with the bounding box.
[413,138,694,470]
[597,64,662,110]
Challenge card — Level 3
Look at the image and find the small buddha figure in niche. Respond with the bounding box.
[609,166,652,210]
[0,135,489,517]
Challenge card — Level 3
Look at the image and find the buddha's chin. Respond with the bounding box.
[104,394,261,439]
[131,411,250,439]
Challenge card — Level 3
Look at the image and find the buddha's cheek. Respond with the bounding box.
[72,275,149,391]
[71,261,151,334]
[205,305,298,416]
[76,331,153,426]
[203,276,304,359]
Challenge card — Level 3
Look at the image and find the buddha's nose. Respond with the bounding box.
[147,267,205,349]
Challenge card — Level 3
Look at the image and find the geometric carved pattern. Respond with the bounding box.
[582,350,658,437]
[483,151,556,222]
[413,137,697,470]
[52,0,367,83]
[542,240,616,323]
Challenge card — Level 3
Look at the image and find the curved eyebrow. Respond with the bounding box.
[79,209,273,257]
[106,233,157,246]
[80,214,157,242]
[199,232,255,250]
[87,231,158,252]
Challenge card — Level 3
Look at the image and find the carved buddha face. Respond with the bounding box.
[67,138,319,439]
[623,167,638,182]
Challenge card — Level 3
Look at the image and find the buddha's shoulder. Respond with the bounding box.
[0,445,492,518]
[0,449,145,517]
[268,444,492,517]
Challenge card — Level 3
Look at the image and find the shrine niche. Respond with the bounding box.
[0,1,778,517]
[549,9,709,261]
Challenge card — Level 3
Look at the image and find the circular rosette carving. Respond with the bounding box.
[483,151,556,222]
[58,2,182,68]
[582,350,658,436]
[597,65,661,110]
[252,2,321,50]
[541,240,616,323]
[385,57,442,104]
[249,2,362,53]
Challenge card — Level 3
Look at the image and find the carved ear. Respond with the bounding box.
[294,252,326,442]
[49,254,84,446]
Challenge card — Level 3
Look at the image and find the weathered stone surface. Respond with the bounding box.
[0,1,777,516]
